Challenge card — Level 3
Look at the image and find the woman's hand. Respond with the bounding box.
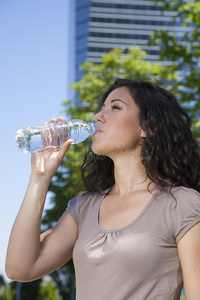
[31,117,73,179]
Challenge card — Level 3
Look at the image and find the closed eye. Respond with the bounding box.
[112,105,121,110]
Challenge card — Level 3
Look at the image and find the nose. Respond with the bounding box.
[94,110,105,123]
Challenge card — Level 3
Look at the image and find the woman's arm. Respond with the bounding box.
[5,118,78,281]
[178,222,200,300]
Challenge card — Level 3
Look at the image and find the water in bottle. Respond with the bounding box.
[16,119,98,154]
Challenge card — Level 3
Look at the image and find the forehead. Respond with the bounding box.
[104,86,134,104]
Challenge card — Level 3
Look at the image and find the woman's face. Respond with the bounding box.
[92,86,145,158]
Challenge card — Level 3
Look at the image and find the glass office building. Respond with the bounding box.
[73,0,186,82]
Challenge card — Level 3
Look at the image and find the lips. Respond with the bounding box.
[96,129,103,134]
[93,128,103,138]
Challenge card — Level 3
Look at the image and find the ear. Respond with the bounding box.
[140,128,146,138]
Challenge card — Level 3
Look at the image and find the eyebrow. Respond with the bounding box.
[110,99,128,105]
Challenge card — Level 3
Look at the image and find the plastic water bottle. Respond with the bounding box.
[16,119,98,154]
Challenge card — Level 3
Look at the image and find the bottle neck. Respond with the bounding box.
[88,122,98,136]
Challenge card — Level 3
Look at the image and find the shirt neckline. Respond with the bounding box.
[96,186,162,233]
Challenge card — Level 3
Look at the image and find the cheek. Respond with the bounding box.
[117,119,141,138]
[117,122,143,149]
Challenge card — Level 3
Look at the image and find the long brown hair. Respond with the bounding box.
[81,78,200,193]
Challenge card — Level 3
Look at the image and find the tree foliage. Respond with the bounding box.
[0,275,13,300]
[8,279,42,300]
[0,275,60,300]
[150,0,200,130]
[37,280,59,300]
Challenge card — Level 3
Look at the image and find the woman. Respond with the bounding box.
[6,79,200,300]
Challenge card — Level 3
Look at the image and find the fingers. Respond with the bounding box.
[42,118,68,147]
[57,117,67,123]
[43,117,67,126]
[41,117,72,152]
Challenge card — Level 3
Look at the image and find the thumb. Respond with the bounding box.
[57,139,73,162]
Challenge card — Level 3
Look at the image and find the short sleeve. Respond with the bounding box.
[171,187,200,243]
[66,195,80,225]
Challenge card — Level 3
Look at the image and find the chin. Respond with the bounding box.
[91,146,104,156]
[91,145,118,159]
[91,143,108,156]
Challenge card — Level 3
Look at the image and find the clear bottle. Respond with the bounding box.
[16,119,98,154]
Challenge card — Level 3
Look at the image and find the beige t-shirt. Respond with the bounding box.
[67,186,200,300]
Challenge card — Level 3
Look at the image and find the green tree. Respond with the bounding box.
[9,279,42,300]
[21,279,42,300]
[0,290,13,300]
[37,280,59,300]
[41,47,176,297]
[0,275,11,300]
[0,276,16,300]
[150,0,200,137]
[0,275,5,287]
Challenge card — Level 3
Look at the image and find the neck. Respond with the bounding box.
[110,151,153,195]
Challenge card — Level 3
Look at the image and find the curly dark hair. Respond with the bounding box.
[81,78,200,193]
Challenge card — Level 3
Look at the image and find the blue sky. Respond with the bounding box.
[0,0,74,279]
